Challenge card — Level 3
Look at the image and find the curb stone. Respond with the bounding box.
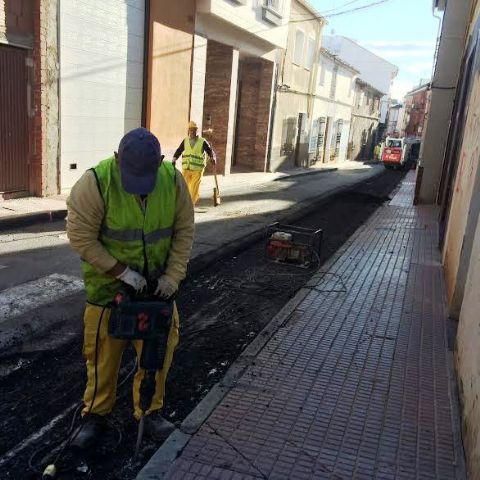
[0,166,352,232]
[273,167,337,181]
[0,209,67,232]
[135,430,191,480]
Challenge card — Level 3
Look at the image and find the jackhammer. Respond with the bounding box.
[109,283,174,457]
[38,284,174,478]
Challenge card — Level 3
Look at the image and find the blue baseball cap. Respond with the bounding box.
[118,128,162,195]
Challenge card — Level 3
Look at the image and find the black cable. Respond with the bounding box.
[52,306,107,464]
[28,307,106,476]
[29,305,134,476]
[293,0,364,17]
[289,0,391,22]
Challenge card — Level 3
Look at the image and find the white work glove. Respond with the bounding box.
[154,275,178,299]
[116,267,147,293]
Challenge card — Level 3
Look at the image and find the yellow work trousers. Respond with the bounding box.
[182,169,204,205]
[81,303,179,420]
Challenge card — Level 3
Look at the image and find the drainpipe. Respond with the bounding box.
[307,21,323,119]
[56,0,61,194]
[141,0,150,128]
[430,2,443,81]
[266,62,278,172]
[307,20,323,165]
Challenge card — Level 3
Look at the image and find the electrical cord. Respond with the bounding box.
[307,250,348,294]
[29,306,107,477]
[263,249,348,293]
[28,306,137,477]
[290,0,391,22]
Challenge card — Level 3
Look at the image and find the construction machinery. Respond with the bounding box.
[266,223,323,268]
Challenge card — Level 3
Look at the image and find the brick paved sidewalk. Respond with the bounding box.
[148,172,465,480]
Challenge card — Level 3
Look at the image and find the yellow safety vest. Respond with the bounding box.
[81,157,176,306]
[182,137,206,171]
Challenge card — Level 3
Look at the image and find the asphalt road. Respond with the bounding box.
[0,164,382,294]
[0,169,406,480]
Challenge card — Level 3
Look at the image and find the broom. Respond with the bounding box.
[213,163,221,207]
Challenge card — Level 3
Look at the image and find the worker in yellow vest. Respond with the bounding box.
[173,121,216,205]
[66,128,194,448]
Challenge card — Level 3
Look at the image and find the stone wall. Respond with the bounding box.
[32,0,59,196]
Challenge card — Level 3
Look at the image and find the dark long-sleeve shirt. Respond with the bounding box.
[173,138,215,160]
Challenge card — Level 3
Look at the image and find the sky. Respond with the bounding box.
[310,0,441,100]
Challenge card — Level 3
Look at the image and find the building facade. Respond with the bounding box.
[1,0,148,195]
[322,35,398,139]
[418,0,480,477]
[3,0,400,196]
[417,0,474,203]
[161,0,291,175]
[3,0,292,197]
[403,82,431,139]
[197,0,291,175]
[307,49,357,165]
[348,79,383,162]
[269,0,324,171]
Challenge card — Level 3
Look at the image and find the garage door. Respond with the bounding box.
[60,0,145,190]
[0,45,30,194]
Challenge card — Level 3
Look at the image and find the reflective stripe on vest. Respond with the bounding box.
[101,225,173,244]
[81,157,176,305]
[182,137,205,171]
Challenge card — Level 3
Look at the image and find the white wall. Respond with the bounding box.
[323,35,397,95]
[312,53,355,162]
[317,53,356,105]
[270,0,323,171]
[197,0,291,50]
[336,66,355,104]
[60,0,145,190]
[312,97,353,162]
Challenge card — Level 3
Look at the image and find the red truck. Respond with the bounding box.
[382,137,420,170]
[382,137,405,167]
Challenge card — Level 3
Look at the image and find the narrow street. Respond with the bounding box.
[0,170,404,479]
[2,0,480,477]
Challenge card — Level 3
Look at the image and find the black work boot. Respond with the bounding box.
[70,414,107,450]
[143,411,175,441]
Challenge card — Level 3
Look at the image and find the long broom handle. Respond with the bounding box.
[214,164,220,191]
